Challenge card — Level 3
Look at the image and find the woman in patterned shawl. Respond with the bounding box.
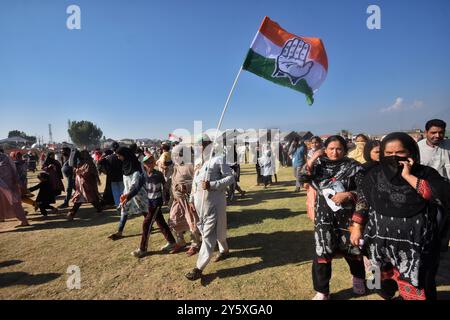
[299,135,365,300]
[67,150,102,220]
[0,152,29,226]
[351,132,450,300]
[168,145,200,255]
[10,151,35,207]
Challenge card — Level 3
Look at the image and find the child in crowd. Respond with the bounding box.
[131,154,178,258]
[28,172,57,216]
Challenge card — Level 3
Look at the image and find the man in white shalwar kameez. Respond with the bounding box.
[185,135,235,280]
[258,147,275,187]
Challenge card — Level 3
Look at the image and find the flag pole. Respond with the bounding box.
[199,65,244,214]
[196,17,261,216]
[210,65,243,151]
[204,18,261,155]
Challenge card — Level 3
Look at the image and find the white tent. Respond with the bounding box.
[0,136,28,144]
[30,143,42,148]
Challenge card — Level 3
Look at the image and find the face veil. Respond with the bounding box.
[379,132,421,184]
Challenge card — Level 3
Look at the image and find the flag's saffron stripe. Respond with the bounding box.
[257,16,328,71]
[243,49,314,105]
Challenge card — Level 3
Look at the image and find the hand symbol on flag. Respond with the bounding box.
[272,38,313,85]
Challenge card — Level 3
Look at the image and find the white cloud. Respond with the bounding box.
[381,97,404,112]
[380,98,424,113]
[411,100,424,109]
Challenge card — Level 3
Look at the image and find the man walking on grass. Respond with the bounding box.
[185,134,235,281]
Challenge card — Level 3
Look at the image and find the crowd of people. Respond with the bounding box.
[1,118,449,300]
[0,136,240,277]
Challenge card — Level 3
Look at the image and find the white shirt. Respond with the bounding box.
[418,139,450,179]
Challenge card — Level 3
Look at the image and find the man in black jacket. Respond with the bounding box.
[109,142,124,207]
[58,147,75,209]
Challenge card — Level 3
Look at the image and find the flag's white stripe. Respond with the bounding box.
[251,32,282,59]
[304,64,327,91]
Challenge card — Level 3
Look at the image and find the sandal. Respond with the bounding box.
[170,243,186,254]
[312,292,330,300]
[186,246,199,257]
[213,250,229,262]
[185,268,202,281]
[352,277,366,295]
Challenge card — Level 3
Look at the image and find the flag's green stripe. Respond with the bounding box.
[243,49,314,105]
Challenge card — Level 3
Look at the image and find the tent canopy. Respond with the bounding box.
[0,136,29,143]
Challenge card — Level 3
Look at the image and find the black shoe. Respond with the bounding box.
[108,232,124,240]
[213,251,229,262]
[58,203,69,209]
[185,268,202,281]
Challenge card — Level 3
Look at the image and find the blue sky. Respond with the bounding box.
[0,0,449,142]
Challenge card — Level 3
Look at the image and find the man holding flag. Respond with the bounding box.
[184,16,327,281]
[185,134,235,281]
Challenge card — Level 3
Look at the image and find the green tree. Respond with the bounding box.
[8,130,36,143]
[68,120,103,148]
[8,130,25,138]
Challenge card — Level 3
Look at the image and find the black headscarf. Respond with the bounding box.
[43,151,63,180]
[379,132,420,184]
[103,149,113,157]
[43,152,58,167]
[305,156,362,192]
[298,135,362,192]
[116,147,142,176]
[62,147,71,158]
[361,132,446,218]
[130,143,138,155]
[306,136,360,188]
[79,150,101,185]
[362,140,380,171]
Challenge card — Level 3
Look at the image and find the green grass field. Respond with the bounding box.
[1,164,449,299]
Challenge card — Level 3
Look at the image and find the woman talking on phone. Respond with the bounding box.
[350,132,450,300]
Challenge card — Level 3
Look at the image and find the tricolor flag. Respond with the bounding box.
[169,133,181,142]
[243,16,328,105]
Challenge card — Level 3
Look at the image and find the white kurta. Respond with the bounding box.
[258,153,275,176]
[190,155,235,270]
